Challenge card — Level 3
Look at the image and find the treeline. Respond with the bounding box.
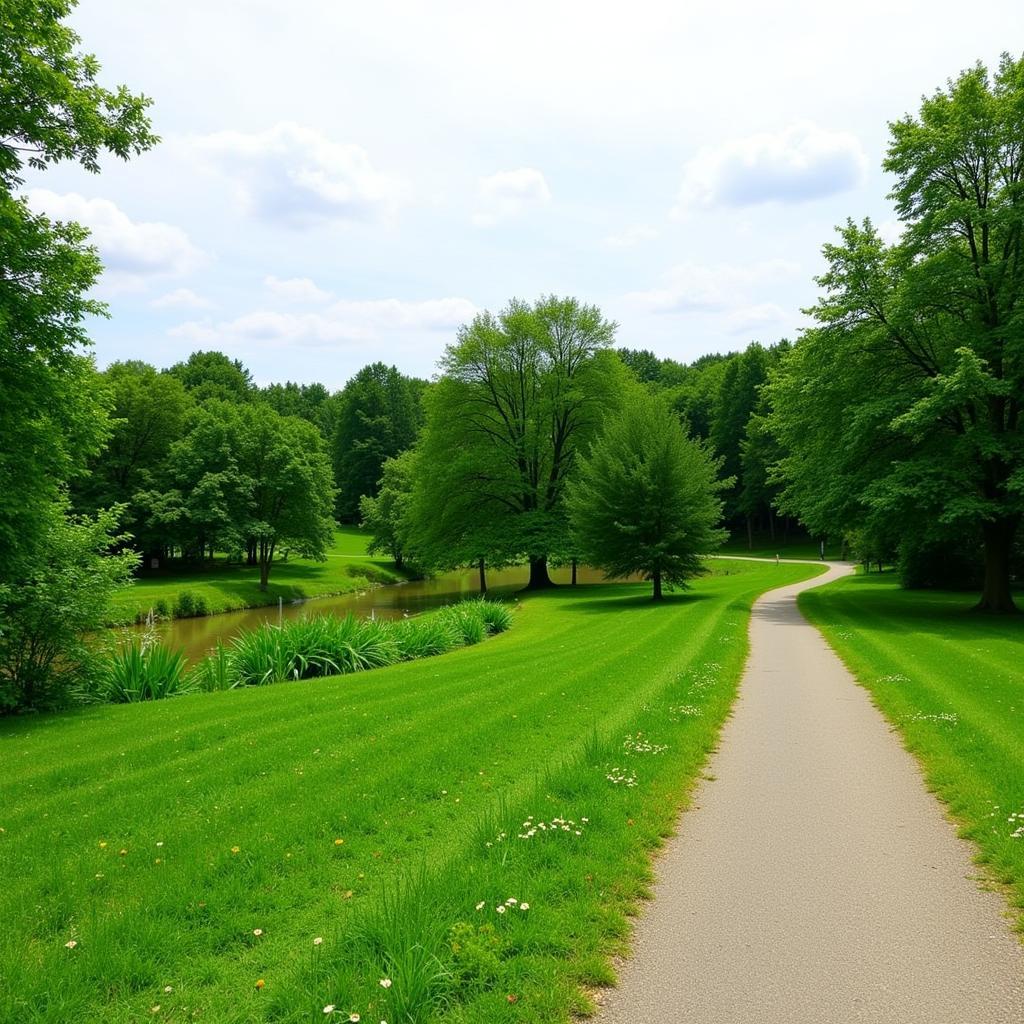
[71,353,425,584]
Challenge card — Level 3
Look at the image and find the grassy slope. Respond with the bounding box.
[0,559,822,1024]
[800,574,1024,932]
[108,527,404,625]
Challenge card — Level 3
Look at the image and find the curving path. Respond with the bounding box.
[596,562,1024,1024]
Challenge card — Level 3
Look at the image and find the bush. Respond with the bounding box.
[89,634,193,703]
[439,604,486,646]
[472,599,513,635]
[153,598,170,619]
[393,615,461,660]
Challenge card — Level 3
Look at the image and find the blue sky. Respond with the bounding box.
[26,0,1024,388]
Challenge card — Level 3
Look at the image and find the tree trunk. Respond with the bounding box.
[247,540,257,566]
[571,558,577,586]
[652,569,663,601]
[525,556,555,590]
[478,557,487,595]
[977,518,1019,613]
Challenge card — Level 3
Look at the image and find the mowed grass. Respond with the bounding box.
[108,527,405,625]
[800,573,1024,931]
[0,559,821,1024]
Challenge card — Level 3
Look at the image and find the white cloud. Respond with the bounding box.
[877,219,906,245]
[170,296,478,349]
[723,302,791,335]
[473,167,551,227]
[674,121,867,214]
[602,224,658,249]
[264,275,333,304]
[190,122,407,228]
[27,189,205,290]
[626,259,800,314]
[151,288,213,310]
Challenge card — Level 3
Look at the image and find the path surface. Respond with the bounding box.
[597,562,1024,1024]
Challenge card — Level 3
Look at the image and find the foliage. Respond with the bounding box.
[360,447,418,568]
[770,55,1024,611]
[0,193,112,582]
[0,560,822,1022]
[86,631,192,703]
[332,362,423,522]
[567,391,728,599]
[172,590,208,618]
[0,0,156,191]
[0,505,137,712]
[409,295,625,587]
[166,350,254,404]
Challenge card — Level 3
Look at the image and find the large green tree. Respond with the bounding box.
[416,295,624,588]
[771,55,1024,611]
[0,0,155,583]
[567,391,728,600]
[332,362,423,521]
[166,351,254,404]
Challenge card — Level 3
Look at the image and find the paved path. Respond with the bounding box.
[597,562,1024,1024]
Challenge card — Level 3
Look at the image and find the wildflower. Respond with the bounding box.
[323,1007,335,1015]
[255,979,265,990]
[313,936,324,945]
[379,978,392,989]
[505,897,517,905]
[507,993,518,1003]
[164,986,173,993]
[154,858,162,864]
[253,929,263,937]
[99,841,107,848]
[64,940,78,949]
[520,903,530,911]
[349,1015,360,1023]
[119,848,128,856]
[475,901,485,911]
[156,841,164,847]
[151,1006,160,1013]
[495,905,506,914]
[231,846,240,854]
[334,838,344,846]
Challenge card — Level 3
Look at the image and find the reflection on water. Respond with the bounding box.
[129,564,624,665]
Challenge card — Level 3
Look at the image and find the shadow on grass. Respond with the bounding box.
[520,583,713,615]
[802,573,1024,639]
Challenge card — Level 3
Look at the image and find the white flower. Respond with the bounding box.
[475,901,485,911]
[253,928,263,937]
[313,936,324,945]
[164,986,173,993]
[495,905,506,914]
[349,1015,361,1023]
[379,978,392,989]
[520,903,530,911]
[323,1007,335,1015]
[64,940,78,949]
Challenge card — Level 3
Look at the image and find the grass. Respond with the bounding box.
[0,558,822,1023]
[107,527,406,626]
[719,532,843,561]
[799,572,1024,933]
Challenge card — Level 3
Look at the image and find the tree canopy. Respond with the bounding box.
[770,55,1024,611]
[567,390,728,599]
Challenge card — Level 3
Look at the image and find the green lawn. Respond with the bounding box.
[800,573,1024,933]
[108,527,404,625]
[0,559,821,1024]
[719,533,843,561]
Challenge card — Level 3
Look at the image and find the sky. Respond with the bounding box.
[25,0,1024,389]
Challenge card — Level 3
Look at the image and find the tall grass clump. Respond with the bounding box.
[90,633,193,703]
[188,640,235,691]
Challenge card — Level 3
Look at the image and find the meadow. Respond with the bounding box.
[107,527,405,625]
[0,559,822,1023]
[800,574,1024,932]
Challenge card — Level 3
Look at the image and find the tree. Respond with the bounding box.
[566,391,728,600]
[359,448,417,569]
[166,351,254,404]
[771,56,1024,612]
[418,295,624,589]
[332,363,422,521]
[0,0,155,581]
[0,503,138,712]
[233,405,337,589]
[74,361,192,534]
[0,0,156,192]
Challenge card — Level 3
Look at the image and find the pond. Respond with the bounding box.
[128,564,623,665]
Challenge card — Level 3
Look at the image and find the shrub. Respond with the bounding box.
[471,598,513,635]
[229,624,293,686]
[90,634,193,703]
[174,590,198,618]
[189,641,235,692]
[153,598,170,619]
[440,604,486,646]
[393,615,461,660]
